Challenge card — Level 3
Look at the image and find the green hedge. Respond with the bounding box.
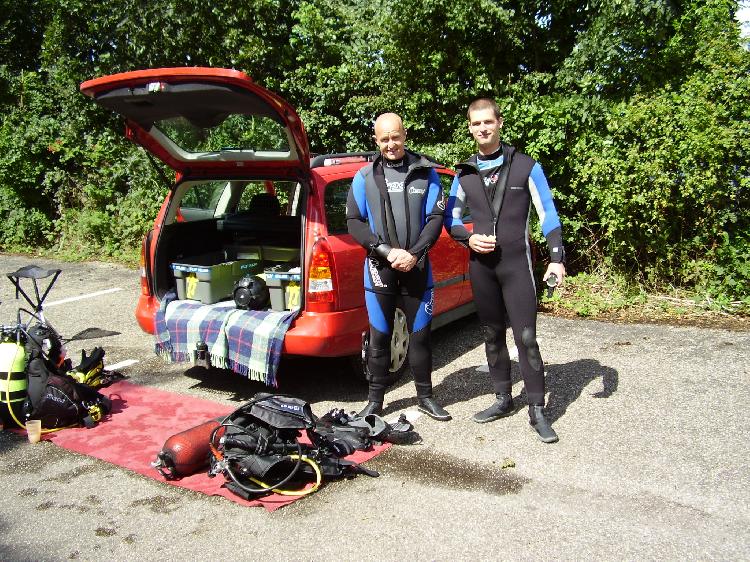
[0,0,747,306]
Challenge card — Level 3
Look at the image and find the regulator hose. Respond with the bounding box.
[223,440,306,495]
[247,454,322,496]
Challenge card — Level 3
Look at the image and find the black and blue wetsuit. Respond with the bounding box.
[346,150,445,401]
[445,144,564,406]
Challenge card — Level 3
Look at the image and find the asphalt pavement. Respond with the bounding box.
[0,255,747,561]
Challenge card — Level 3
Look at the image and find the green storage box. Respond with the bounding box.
[231,245,300,263]
[172,252,261,304]
[264,264,302,311]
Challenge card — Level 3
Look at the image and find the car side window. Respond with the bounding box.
[324,178,353,234]
[439,172,471,220]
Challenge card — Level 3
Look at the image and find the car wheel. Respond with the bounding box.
[350,307,410,386]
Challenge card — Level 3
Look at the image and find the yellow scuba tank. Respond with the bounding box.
[0,339,28,428]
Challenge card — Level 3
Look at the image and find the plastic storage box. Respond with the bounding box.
[172,252,261,304]
[264,264,302,311]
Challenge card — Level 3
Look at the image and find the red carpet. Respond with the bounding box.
[43,380,388,512]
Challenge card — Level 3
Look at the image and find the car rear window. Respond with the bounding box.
[175,179,301,223]
[157,114,289,154]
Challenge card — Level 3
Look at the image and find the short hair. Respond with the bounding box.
[467,98,502,120]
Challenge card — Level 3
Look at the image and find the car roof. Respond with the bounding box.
[310,151,453,177]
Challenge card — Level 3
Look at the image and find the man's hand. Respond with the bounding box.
[468,233,496,254]
[387,248,417,271]
[543,262,566,285]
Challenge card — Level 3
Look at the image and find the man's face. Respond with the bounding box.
[374,117,406,161]
[468,107,502,154]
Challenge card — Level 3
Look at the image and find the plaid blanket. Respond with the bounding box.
[154,292,297,387]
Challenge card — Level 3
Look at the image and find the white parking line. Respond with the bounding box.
[107,359,139,371]
[44,287,123,307]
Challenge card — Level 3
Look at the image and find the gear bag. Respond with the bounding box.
[23,332,110,429]
[25,372,111,429]
[208,394,381,498]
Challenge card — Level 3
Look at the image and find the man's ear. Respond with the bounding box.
[498,117,504,129]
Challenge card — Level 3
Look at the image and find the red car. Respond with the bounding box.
[81,68,475,379]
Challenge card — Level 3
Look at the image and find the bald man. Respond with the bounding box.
[346,113,451,420]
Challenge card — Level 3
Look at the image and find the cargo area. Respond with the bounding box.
[150,179,305,313]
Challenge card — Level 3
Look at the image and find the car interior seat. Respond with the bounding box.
[245,193,281,217]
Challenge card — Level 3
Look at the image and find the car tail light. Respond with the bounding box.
[307,236,336,312]
[140,236,151,296]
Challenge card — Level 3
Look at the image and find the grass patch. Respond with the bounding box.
[541,266,749,329]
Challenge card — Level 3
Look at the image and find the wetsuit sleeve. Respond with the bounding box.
[444,174,471,248]
[408,168,445,261]
[528,162,565,263]
[346,171,392,259]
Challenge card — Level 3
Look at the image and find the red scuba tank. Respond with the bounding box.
[152,418,223,479]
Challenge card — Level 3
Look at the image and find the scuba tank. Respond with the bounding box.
[152,418,223,480]
[0,334,28,428]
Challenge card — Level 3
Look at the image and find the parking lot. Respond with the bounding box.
[0,254,748,561]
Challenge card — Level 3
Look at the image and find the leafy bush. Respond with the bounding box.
[0,0,747,308]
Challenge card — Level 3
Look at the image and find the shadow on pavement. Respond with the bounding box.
[182,354,368,406]
[176,311,617,423]
[545,359,618,423]
[429,358,618,424]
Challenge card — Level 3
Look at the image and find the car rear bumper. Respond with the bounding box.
[136,295,367,358]
[281,309,367,357]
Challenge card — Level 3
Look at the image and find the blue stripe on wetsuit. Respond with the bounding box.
[528,162,561,237]
[365,290,389,333]
[351,171,376,234]
[412,262,434,333]
[444,175,466,228]
[422,169,440,229]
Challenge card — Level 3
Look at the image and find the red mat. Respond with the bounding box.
[42,380,389,512]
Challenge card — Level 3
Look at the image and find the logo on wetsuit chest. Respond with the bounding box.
[408,186,425,195]
[386,180,404,193]
[483,174,500,186]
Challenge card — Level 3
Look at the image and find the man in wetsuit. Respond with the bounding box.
[445,98,566,443]
[346,112,451,421]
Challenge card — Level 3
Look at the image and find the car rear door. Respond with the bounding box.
[80,67,310,180]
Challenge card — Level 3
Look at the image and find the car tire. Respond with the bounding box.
[350,306,410,386]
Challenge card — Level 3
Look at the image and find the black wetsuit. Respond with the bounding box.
[346,150,445,401]
[444,145,564,406]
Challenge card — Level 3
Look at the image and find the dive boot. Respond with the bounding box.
[472,393,514,423]
[529,405,558,443]
[417,397,452,421]
[357,401,383,417]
